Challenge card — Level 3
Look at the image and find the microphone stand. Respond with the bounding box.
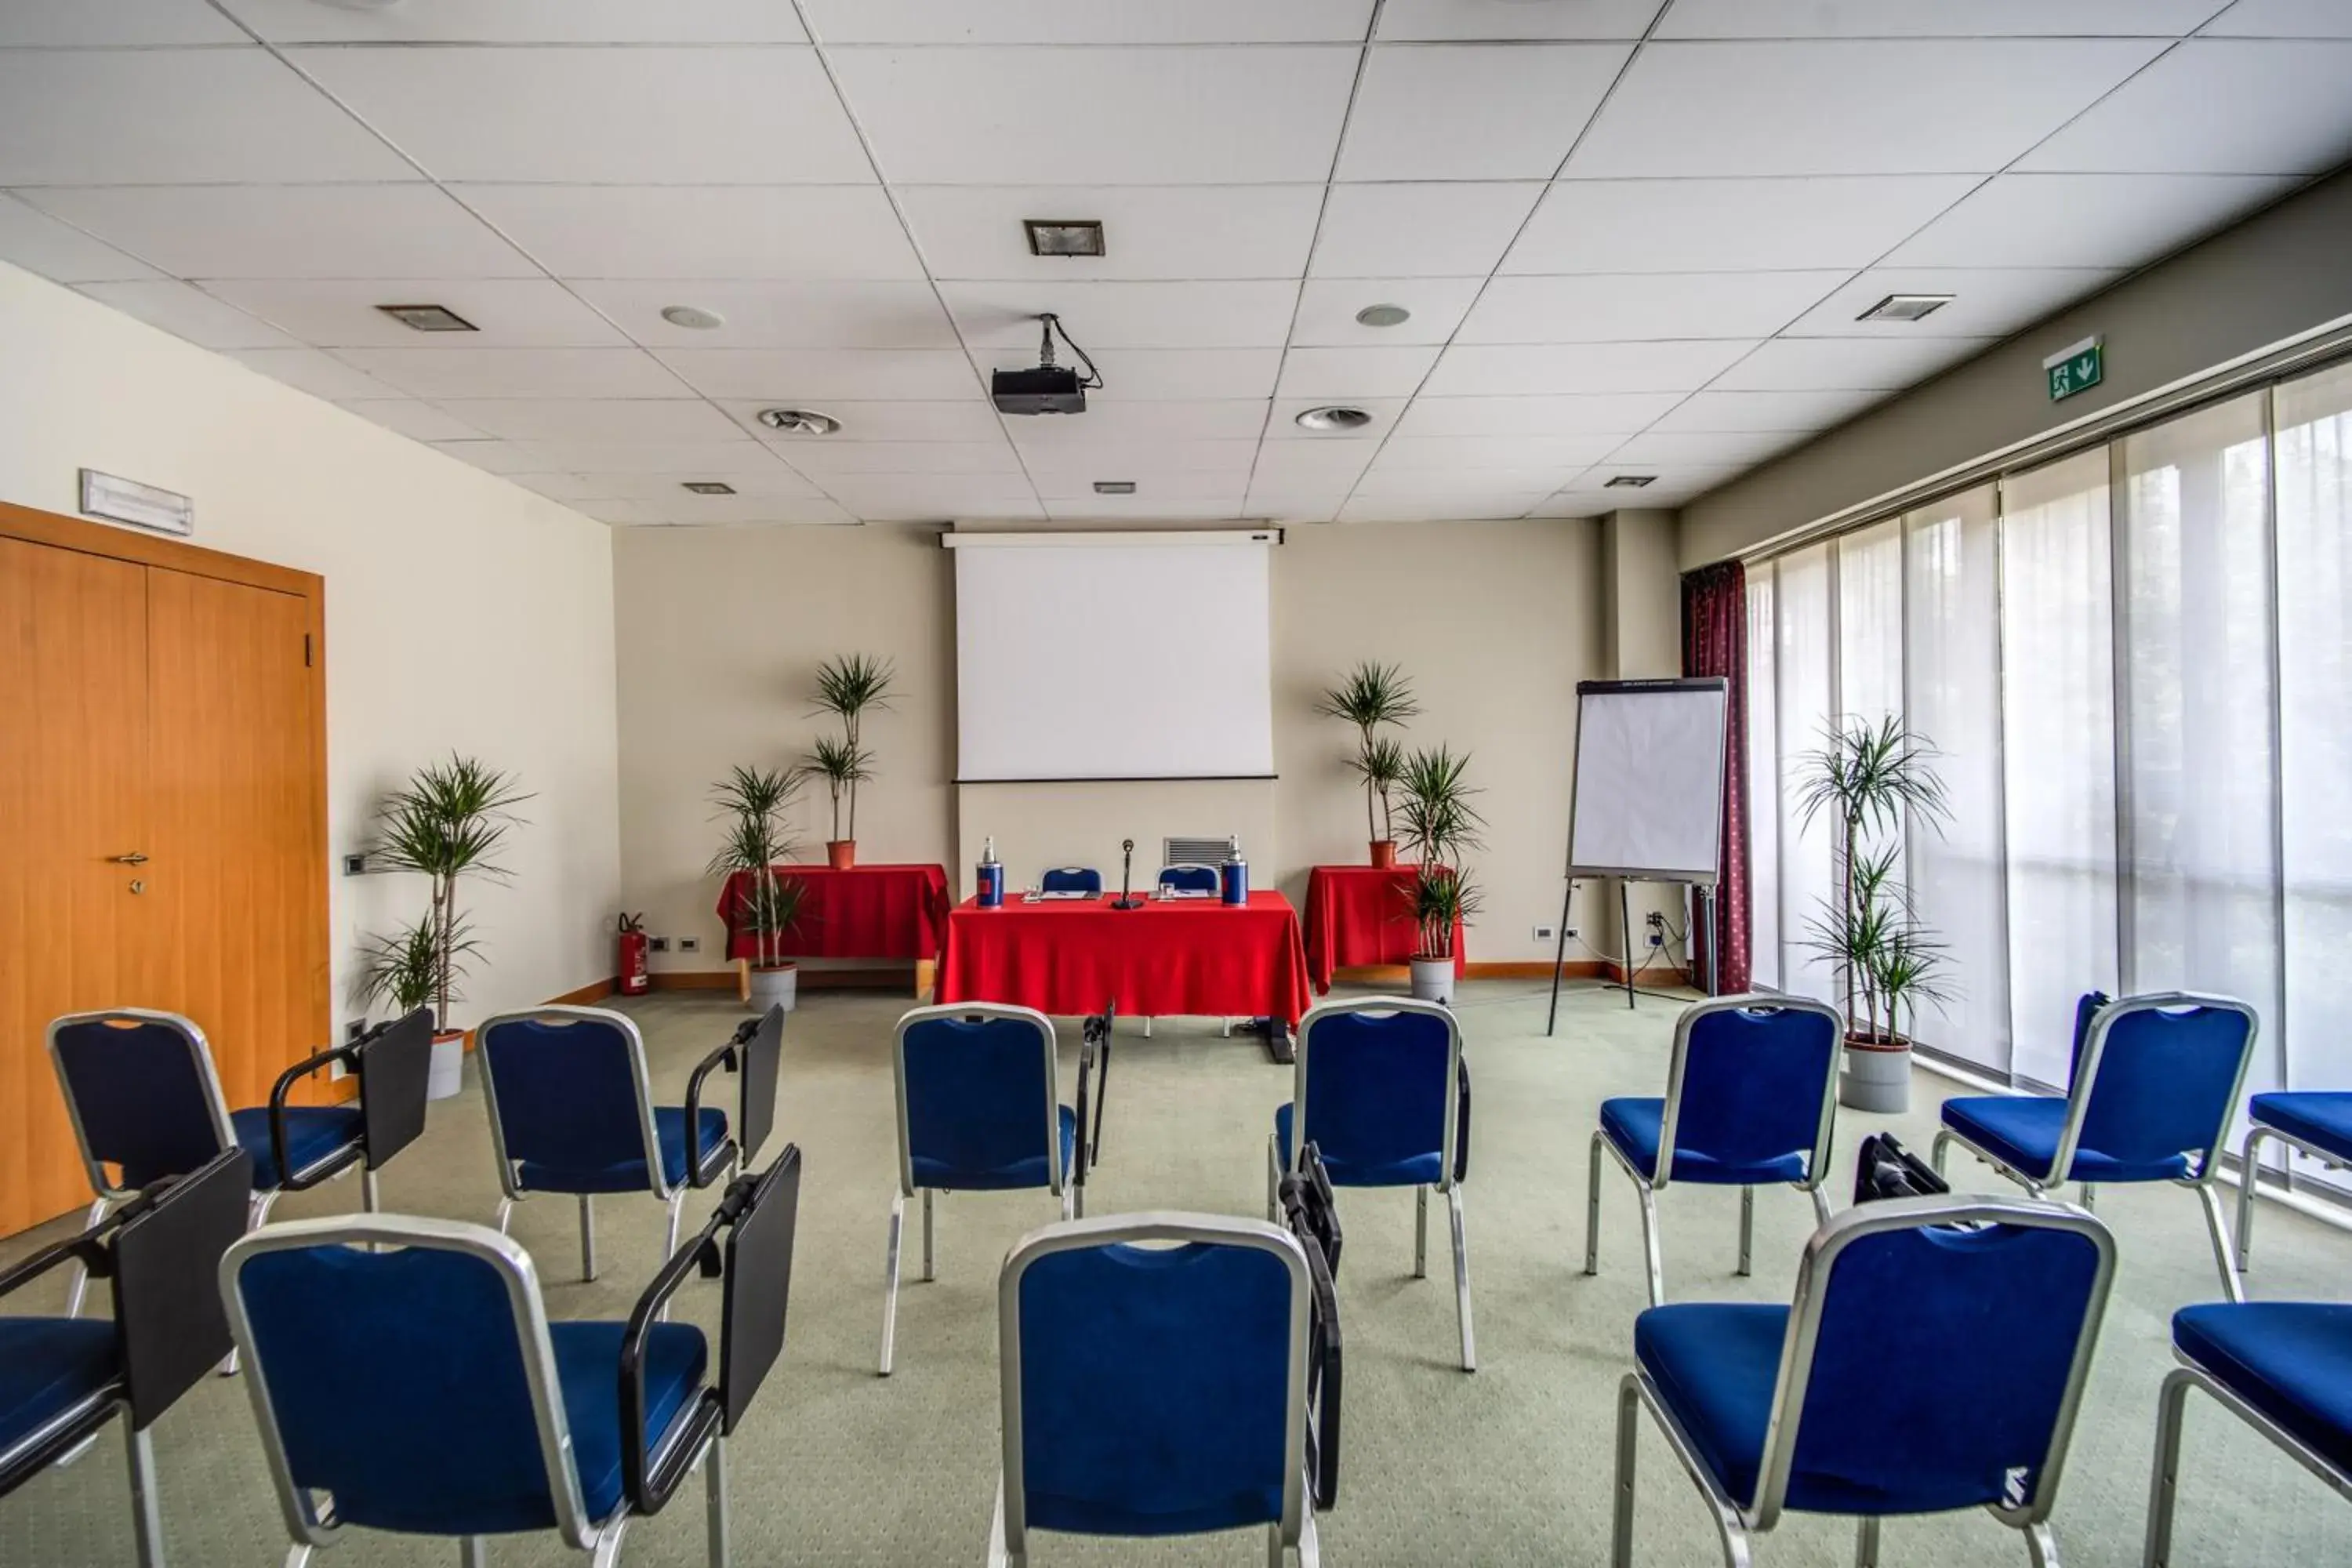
[1110,837,1143,909]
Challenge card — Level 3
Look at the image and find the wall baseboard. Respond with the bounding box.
[1333,960,1694,986]
[647,966,924,993]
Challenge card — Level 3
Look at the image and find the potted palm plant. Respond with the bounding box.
[1395,743,1483,1004]
[371,756,528,1100]
[1315,662,1419,866]
[359,914,478,1100]
[810,653,895,869]
[710,764,807,1011]
[1796,716,1953,1112]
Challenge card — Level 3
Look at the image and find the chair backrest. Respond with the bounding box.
[1157,863,1221,894]
[2065,989,2110,1091]
[1293,999,1461,1188]
[48,1010,236,1195]
[477,1007,664,1194]
[114,1148,251,1429]
[735,1004,785,1167]
[999,1214,1311,1542]
[1039,866,1102,895]
[2066,993,2257,1178]
[358,1007,434,1170]
[1658,994,1845,1185]
[222,1216,597,1547]
[893,1004,1062,1194]
[1748,1196,2114,1530]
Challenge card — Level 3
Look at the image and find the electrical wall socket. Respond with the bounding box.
[1648,931,1666,948]
[345,1019,367,1044]
[1533,924,1555,942]
[1565,927,1578,943]
[677,936,700,953]
[341,852,368,876]
[649,935,670,953]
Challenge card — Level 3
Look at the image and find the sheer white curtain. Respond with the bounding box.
[1746,568,1781,990]
[2000,452,2119,1089]
[1905,485,2009,1075]
[1776,544,1838,1004]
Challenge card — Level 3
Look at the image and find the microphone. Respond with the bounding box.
[1112,837,1142,909]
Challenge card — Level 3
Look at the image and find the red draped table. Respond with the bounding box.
[1301,864,1467,994]
[937,891,1314,1045]
[717,863,950,997]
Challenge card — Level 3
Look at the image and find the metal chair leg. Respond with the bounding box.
[362,1168,381,1214]
[1414,1185,1428,1279]
[1584,1131,1605,1276]
[988,1474,1023,1568]
[705,1434,731,1568]
[1737,1186,1754,1277]
[2193,1181,2245,1304]
[2143,1370,2194,1568]
[1266,1133,1283,1222]
[1636,1185,1665,1308]
[879,1192,905,1377]
[1067,1180,1082,1221]
[921,1189,936,1283]
[590,1521,626,1567]
[1853,1515,1880,1568]
[127,1425,165,1568]
[2024,1518,2061,1568]
[579,1195,599,1281]
[1931,1129,1955,1176]
[459,1537,487,1568]
[1809,1185,1833,1228]
[64,1196,111,1317]
[1267,1522,1284,1567]
[658,1191,688,1322]
[1610,1377,1640,1568]
[1448,1185,1475,1373]
[2234,1126,2268,1273]
[495,1196,515,1235]
[2081,1182,2097,1211]
[1144,1018,1152,1038]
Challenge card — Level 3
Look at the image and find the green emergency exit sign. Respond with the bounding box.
[2045,336,2103,402]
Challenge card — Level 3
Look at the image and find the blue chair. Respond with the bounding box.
[990,1213,1337,1567]
[477,1004,780,1287]
[0,1148,249,1568]
[1613,1194,2116,1568]
[1157,863,1221,895]
[45,1007,430,1319]
[1267,996,1474,1370]
[2146,1300,2352,1565]
[2234,1091,2352,1273]
[221,1144,802,1568]
[880,1003,1087,1376]
[1934,991,2257,1302]
[1585,993,1846,1309]
[1038,866,1102,895]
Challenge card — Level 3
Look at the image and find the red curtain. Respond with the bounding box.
[1682,561,1750,994]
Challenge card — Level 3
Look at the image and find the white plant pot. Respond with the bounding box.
[748,963,798,1013]
[1838,1040,1911,1114]
[1409,956,1455,1004]
[426,1031,466,1102]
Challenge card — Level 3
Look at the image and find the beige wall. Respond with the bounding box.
[0,262,622,1030]
[1595,507,1691,965]
[1681,167,2352,568]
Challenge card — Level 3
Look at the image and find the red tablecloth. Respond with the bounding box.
[717,863,950,963]
[937,890,1314,1027]
[1301,864,1467,993]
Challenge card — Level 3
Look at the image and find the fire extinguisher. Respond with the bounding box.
[617,912,650,996]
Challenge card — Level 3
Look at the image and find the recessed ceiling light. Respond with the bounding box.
[755,408,840,436]
[659,304,726,330]
[1857,292,1955,323]
[1024,219,1105,258]
[1092,481,1136,495]
[1354,303,1411,328]
[1605,475,1657,489]
[1294,405,1374,432]
[375,303,477,333]
[681,481,736,495]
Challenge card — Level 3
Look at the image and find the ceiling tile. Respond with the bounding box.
[328,347,692,401]
[1018,440,1259,475]
[1604,429,1809,467]
[1370,434,1624,470]
[1044,499,1250,522]
[426,398,743,444]
[1655,1,2218,37]
[942,280,1299,350]
[503,472,611,502]
[334,398,490,443]
[1310,183,1544,277]
[0,194,158,282]
[1709,336,1994,392]
[1393,392,1680,437]
[1783,267,2125,339]
[819,472,1040,506]
[716,398,1000,442]
[199,278,628,347]
[0,2,247,45]
[1540,466,1738,508]
[1646,387,1884,434]
[292,45,872,185]
[554,465,825,500]
[648,493,858,525]
[1457,270,1846,343]
[569,279,954,349]
[220,0,809,43]
[1422,339,1755,396]
[426,440,542,474]
[1249,441,1377,483]
[1503,175,1980,274]
[1274,345,1442,398]
[1352,467,1569,497]
[1338,44,1630,180]
[453,185,924,279]
[1566,39,2168,176]
[976,347,1280,401]
[1338,495,1548,522]
[572,499,663,525]
[498,441,768,476]
[1375,2,1664,41]
[226,348,398,401]
[653,348,979,401]
[2203,0,2352,36]
[1245,492,1348,523]
[898,184,1324,281]
[1033,471,1248,502]
[776,441,1024,476]
[1265,397,1406,438]
[1006,400,1269,444]
[74,279,299,350]
[23,185,539,280]
[1290,278,1483,346]
[0,49,416,185]
[802,1,1374,44]
[827,46,1361,184]
[2016,40,2352,175]
[1884,172,2303,268]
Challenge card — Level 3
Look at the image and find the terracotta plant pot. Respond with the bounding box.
[1838,1029,1911,1114]
[826,839,856,870]
[1370,840,1398,869]
[426,1029,466,1102]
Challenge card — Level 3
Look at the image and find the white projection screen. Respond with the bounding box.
[1567,678,1729,881]
[951,533,1276,781]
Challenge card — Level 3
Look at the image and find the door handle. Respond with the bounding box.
[110,852,149,865]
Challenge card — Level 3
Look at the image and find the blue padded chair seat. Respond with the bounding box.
[549,1320,709,1524]
[1635,1303,1787,1512]
[1940,1095,2194,1184]
[1600,1098,1809,1186]
[230,1105,362,1189]
[1274,1101,1443,1187]
[0,1319,120,1450]
[2174,1303,2352,1475]
[2249,1092,2352,1162]
[912,1105,1075,1192]
[518,1106,728,1194]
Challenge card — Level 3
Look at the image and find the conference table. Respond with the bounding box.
[936,890,1315,1061]
[717,862,951,998]
[1301,863,1467,993]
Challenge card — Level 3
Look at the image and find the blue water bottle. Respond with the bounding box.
[976,836,1005,909]
[1220,835,1248,906]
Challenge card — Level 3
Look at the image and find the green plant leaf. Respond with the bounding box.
[1394,742,1486,866]
[1312,661,1419,735]
[810,653,897,723]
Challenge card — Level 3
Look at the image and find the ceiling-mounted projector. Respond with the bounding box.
[993,312,1102,416]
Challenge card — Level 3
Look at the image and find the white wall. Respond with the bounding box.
[0,262,622,1029]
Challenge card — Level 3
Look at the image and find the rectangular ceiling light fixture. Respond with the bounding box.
[681,481,737,495]
[1025,219,1106,258]
[376,303,479,332]
[1092,480,1136,495]
[1856,292,1954,323]
[1605,474,1656,488]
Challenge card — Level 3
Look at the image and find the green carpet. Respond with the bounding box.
[3,982,2347,1565]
